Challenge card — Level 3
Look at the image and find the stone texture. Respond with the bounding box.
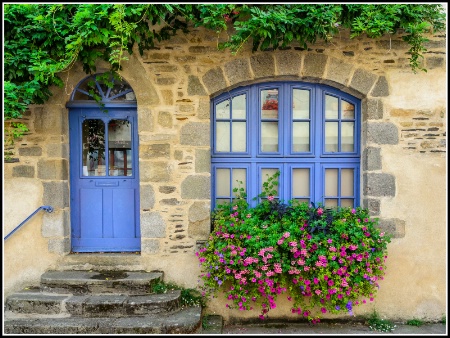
[140,144,170,159]
[250,54,275,79]
[276,51,301,76]
[224,59,252,86]
[180,123,210,146]
[202,67,227,95]
[349,68,378,95]
[363,173,396,197]
[188,202,211,239]
[370,76,389,97]
[141,212,166,238]
[43,182,69,209]
[181,175,211,199]
[187,75,207,96]
[37,159,68,180]
[195,149,210,173]
[363,147,382,171]
[367,122,399,145]
[42,210,69,237]
[362,198,381,216]
[326,57,354,86]
[158,111,173,128]
[18,147,42,157]
[12,165,35,178]
[302,54,328,79]
[140,185,156,210]
[363,99,384,120]
[139,161,171,183]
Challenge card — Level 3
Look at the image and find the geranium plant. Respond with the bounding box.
[196,171,391,323]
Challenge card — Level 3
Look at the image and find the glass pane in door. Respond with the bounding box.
[108,119,132,176]
[82,119,105,176]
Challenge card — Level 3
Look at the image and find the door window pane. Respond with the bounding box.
[341,122,355,152]
[341,169,354,196]
[216,99,230,119]
[232,122,246,152]
[216,122,230,152]
[108,119,132,176]
[216,169,230,196]
[325,169,338,196]
[232,94,246,119]
[342,100,355,119]
[325,122,338,152]
[325,95,339,119]
[261,168,279,197]
[82,119,105,176]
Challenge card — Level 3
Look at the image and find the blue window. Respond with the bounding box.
[211,82,361,209]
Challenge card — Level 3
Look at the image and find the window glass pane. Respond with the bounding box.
[341,122,354,152]
[325,122,338,152]
[261,89,279,119]
[216,198,230,206]
[216,169,230,196]
[261,122,278,152]
[342,100,355,119]
[325,95,339,119]
[261,168,279,195]
[216,99,230,119]
[292,168,310,196]
[216,122,230,152]
[82,119,105,176]
[293,89,310,119]
[232,94,246,119]
[232,169,246,196]
[294,198,310,204]
[325,199,338,207]
[341,199,354,207]
[325,168,338,196]
[108,119,132,176]
[341,169,354,196]
[232,122,246,152]
[293,122,310,152]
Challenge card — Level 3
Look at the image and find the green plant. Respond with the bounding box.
[196,171,391,323]
[152,280,205,307]
[440,315,446,324]
[367,310,396,332]
[406,318,424,326]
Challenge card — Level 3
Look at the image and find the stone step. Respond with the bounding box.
[5,289,181,316]
[40,270,163,295]
[4,306,203,334]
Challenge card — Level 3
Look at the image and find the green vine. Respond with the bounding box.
[3,4,446,149]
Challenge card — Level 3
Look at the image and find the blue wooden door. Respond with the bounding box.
[69,108,140,252]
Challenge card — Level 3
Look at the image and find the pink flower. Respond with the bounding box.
[351,208,356,214]
[317,207,324,216]
[267,195,275,201]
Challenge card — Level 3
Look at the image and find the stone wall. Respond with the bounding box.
[3,26,446,321]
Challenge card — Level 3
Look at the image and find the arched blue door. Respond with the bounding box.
[67,74,140,252]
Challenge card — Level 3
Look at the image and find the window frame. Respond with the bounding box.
[211,81,361,209]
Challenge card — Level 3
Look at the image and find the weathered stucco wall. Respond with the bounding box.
[3,26,446,322]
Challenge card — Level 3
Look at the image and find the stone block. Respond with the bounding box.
[43,181,70,208]
[250,53,275,78]
[18,147,42,157]
[181,175,211,199]
[367,122,399,145]
[363,173,396,197]
[12,165,35,178]
[363,147,382,171]
[370,76,389,97]
[202,67,227,95]
[141,212,166,238]
[224,59,252,86]
[195,149,210,173]
[140,144,170,159]
[302,53,328,79]
[276,51,301,76]
[326,57,354,86]
[180,122,210,146]
[140,184,155,210]
[363,99,384,120]
[349,68,378,95]
[42,209,69,237]
[187,75,207,95]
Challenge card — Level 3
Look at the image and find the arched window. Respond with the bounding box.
[211,81,361,209]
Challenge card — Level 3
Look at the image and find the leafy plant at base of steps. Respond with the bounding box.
[153,281,206,308]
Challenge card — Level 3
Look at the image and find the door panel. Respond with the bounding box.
[69,108,140,252]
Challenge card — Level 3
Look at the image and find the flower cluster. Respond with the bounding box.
[262,99,278,110]
[195,176,390,323]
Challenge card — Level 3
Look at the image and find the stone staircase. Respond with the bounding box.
[3,269,204,334]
